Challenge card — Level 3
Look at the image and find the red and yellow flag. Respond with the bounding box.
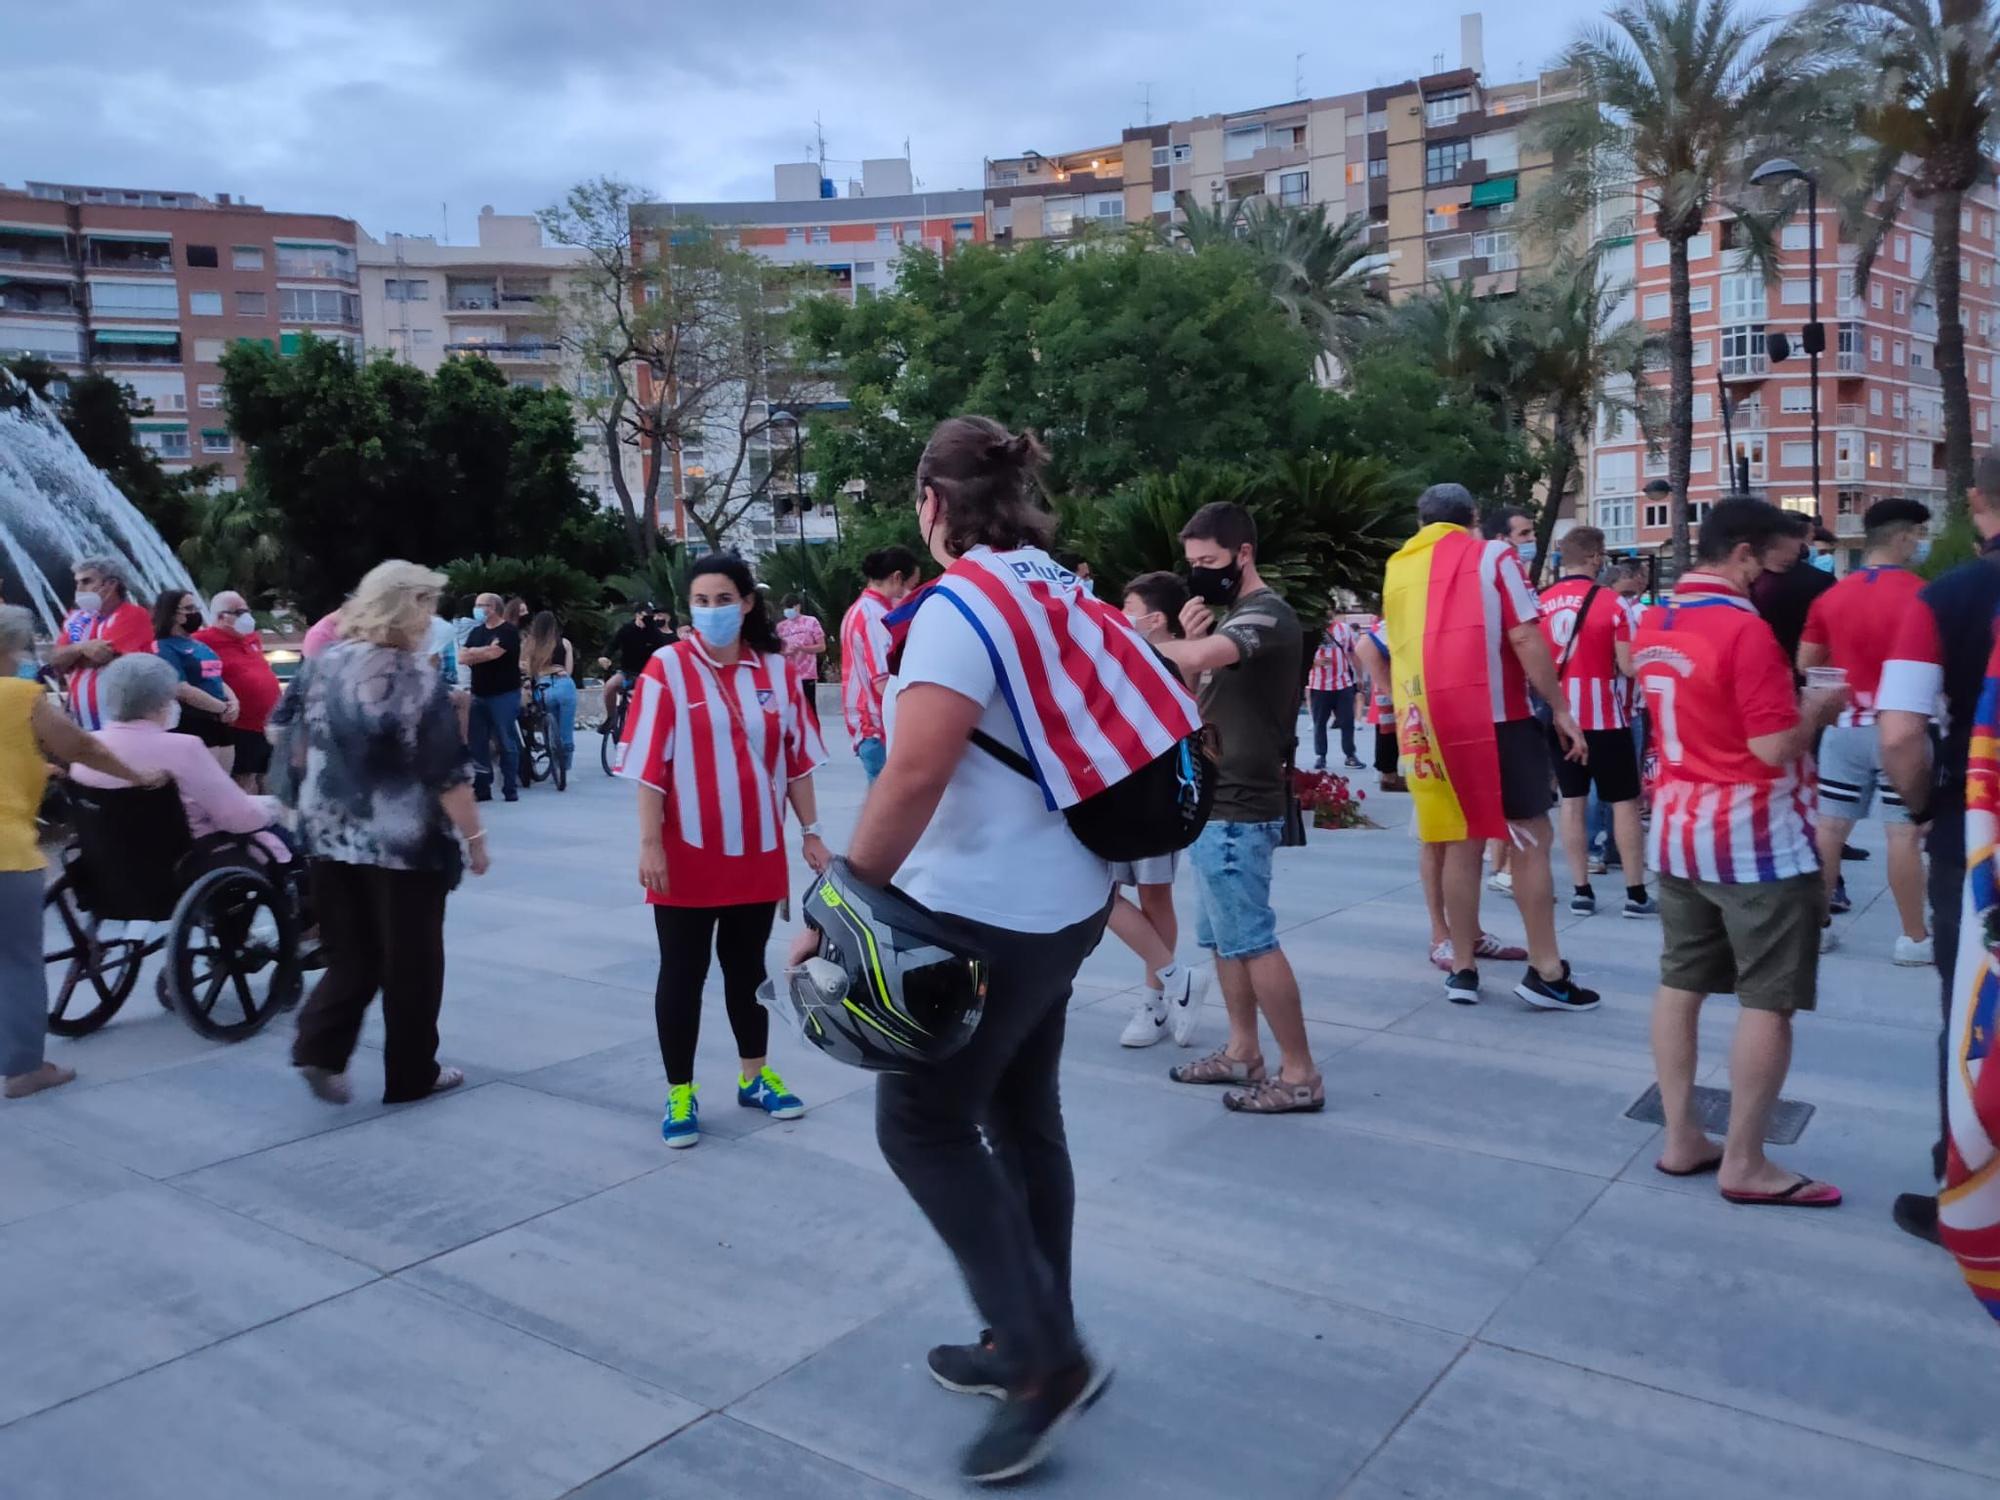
[1381,523,1507,843]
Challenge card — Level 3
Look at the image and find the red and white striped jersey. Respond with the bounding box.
[893,546,1201,809]
[1309,621,1356,691]
[1634,574,1817,884]
[839,588,894,747]
[1538,576,1633,730]
[60,602,153,732]
[617,639,824,905]
[1477,542,1541,723]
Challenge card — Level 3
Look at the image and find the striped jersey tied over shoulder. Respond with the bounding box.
[890,546,1202,811]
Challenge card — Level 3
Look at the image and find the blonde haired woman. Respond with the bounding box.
[273,561,489,1105]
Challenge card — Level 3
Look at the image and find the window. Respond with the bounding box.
[1892,444,1905,470]
[953,223,974,243]
[1781,386,1812,413]
[1723,434,1767,481]
[1595,449,1636,494]
[1366,110,1387,133]
[1719,273,1764,323]
[1692,339,1712,366]
[411,328,434,347]
[193,337,225,363]
[140,429,190,459]
[231,246,263,270]
[1889,286,1906,315]
[200,429,231,454]
[1692,394,1713,422]
[1093,195,1124,223]
[1152,189,1173,215]
[185,244,218,268]
[1224,125,1266,161]
[1278,171,1308,208]
[808,226,830,245]
[188,290,222,316]
[1424,139,1471,185]
[1645,447,1668,475]
[1687,232,1714,259]
[1644,503,1670,529]
[1981,409,1991,433]
[278,288,360,324]
[1424,90,1471,126]
[274,242,355,279]
[196,383,222,408]
[1472,129,1519,174]
[1367,157,1388,180]
[1426,206,1459,233]
[1471,229,1517,270]
[234,291,265,316]
[1871,282,1884,308]
[1983,263,1993,287]
[1152,146,1169,168]
[1781,440,1813,467]
[1894,234,1908,262]
[89,280,177,317]
[1690,447,1713,474]
[1913,341,1933,371]
[1781,279,1810,305]
[874,223,892,242]
[1964,208,1975,232]
[1346,162,1365,185]
[1643,292,1670,320]
[1985,214,1995,238]
[1893,391,1906,418]
[1982,359,1993,384]
[1173,143,1192,162]
[1893,339,1906,366]
[1688,285,1712,314]
[1869,388,1883,415]
[383,278,430,301]
[1871,334,1885,362]
[1780,223,1823,251]
[1720,323,1766,374]
[1642,239,1670,268]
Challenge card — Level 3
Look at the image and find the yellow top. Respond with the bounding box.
[0,678,49,872]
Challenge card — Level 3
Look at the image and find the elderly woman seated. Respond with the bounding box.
[70,654,291,862]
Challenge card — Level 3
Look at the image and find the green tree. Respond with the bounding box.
[798,237,1322,508]
[1791,0,1999,512]
[177,487,284,601]
[1311,349,1540,507]
[1169,196,1384,361]
[1535,0,1838,571]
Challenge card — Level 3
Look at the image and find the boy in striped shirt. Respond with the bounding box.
[1636,499,1848,1207]
[839,547,920,782]
[1307,614,1361,769]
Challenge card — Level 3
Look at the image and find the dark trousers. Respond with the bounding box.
[468,690,521,797]
[1373,715,1399,775]
[1310,686,1357,762]
[652,901,776,1084]
[875,902,1109,1386]
[293,861,450,1103]
[1930,831,1964,1183]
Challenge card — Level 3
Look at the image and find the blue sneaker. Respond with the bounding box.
[738,1065,806,1120]
[661,1083,700,1148]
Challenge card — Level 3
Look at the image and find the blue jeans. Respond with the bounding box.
[469,690,521,796]
[538,675,578,768]
[857,736,886,782]
[1187,818,1284,961]
[0,870,45,1076]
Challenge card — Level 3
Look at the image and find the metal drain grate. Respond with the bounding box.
[1625,1083,1815,1145]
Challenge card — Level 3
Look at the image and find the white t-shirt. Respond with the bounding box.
[887,599,1110,932]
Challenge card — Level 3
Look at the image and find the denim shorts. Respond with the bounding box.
[856,736,886,781]
[1188,818,1284,960]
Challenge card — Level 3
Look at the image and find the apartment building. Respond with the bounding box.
[628,160,986,549]
[0,180,360,487]
[1586,182,2000,559]
[357,206,616,504]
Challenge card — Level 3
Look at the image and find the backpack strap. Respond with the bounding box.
[970,727,1039,782]
[1555,583,1603,678]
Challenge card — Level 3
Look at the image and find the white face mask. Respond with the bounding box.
[232,611,257,636]
[74,590,103,615]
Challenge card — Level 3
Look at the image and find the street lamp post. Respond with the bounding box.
[770,407,809,552]
[1752,157,1823,519]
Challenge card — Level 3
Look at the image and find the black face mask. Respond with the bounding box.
[1187,559,1243,607]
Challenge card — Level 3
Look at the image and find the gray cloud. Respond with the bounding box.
[3,0,1615,237]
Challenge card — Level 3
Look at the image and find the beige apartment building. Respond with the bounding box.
[356,207,615,504]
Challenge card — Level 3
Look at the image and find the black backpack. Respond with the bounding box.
[972,723,1216,863]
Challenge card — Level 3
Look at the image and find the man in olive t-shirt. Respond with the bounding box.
[1156,502,1321,1116]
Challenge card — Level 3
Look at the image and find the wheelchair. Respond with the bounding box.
[44,782,306,1043]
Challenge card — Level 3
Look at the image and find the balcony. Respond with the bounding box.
[84,240,172,274]
[1834,348,1863,373]
[1910,406,1942,437]
[1836,513,1865,537]
[1720,350,1769,379]
[0,283,80,315]
[0,231,76,269]
[444,341,558,363]
[1835,403,1866,426]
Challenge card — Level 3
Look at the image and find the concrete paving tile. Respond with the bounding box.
[42,985,272,1086]
[0,1182,372,1426]
[572,1416,920,1499]
[352,957,656,1076]
[1081,1119,1605,1335]
[173,1082,669,1270]
[1344,1343,1997,1500]
[0,1118,148,1227]
[1483,1182,2000,1477]
[0,1280,695,1500]
[408,1145,947,1408]
[733,1248,1465,1500]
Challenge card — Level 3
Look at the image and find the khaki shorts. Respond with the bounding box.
[1657,872,1821,1013]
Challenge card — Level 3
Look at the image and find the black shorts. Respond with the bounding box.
[173,707,232,748]
[1495,717,1556,821]
[231,727,272,776]
[1552,725,1642,804]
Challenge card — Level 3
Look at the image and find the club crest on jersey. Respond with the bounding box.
[756,688,775,707]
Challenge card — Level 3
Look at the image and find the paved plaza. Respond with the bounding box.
[1,716,1995,1499]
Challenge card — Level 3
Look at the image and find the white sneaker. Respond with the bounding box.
[1163,965,1208,1047]
[1487,870,1514,894]
[1119,990,1170,1047]
[1819,924,1841,954]
[1893,934,1935,966]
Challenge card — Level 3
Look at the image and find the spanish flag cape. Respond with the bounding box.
[1943,634,2000,1323]
[1380,522,1508,843]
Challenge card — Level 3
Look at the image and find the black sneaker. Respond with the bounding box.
[1841,843,1870,862]
[1828,877,1853,915]
[1570,889,1596,915]
[928,1330,1006,1398]
[1516,961,1600,1013]
[959,1355,1113,1484]
[1344,755,1365,769]
[1445,967,1480,1006]
[1892,1192,1942,1246]
[1312,758,1327,771]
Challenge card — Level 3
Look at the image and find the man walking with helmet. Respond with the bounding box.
[783,415,1203,1483]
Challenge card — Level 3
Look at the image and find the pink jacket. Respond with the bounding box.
[71,720,291,862]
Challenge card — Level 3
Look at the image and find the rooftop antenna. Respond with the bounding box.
[1141,81,1152,124]
[814,114,827,178]
[1294,52,1306,99]
[440,201,448,244]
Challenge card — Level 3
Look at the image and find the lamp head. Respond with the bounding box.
[1751,157,1810,186]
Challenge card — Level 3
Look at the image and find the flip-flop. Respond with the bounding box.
[1655,1154,1724,1178]
[1720,1176,1843,1208]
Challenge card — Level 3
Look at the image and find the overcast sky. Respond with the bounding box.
[8,1,1624,238]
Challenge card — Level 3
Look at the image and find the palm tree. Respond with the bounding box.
[1169,194,1384,363]
[1536,0,1835,571]
[1391,275,1523,412]
[1793,0,1999,510]
[1515,254,1651,580]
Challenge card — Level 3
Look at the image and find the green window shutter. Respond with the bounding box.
[1469,176,1518,208]
[278,332,301,357]
[93,328,179,345]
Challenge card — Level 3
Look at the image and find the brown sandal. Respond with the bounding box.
[1169,1049,1266,1086]
[1223,1075,1326,1114]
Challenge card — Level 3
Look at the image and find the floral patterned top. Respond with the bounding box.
[271,640,470,873]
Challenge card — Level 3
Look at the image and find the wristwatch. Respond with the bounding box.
[799,822,823,838]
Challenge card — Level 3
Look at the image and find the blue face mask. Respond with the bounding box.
[691,602,744,649]
[1913,538,1933,566]
[1517,543,1539,567]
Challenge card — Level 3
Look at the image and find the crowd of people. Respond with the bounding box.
[5,427,1998,1482]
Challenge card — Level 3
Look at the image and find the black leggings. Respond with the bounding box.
[652,901,776,1085]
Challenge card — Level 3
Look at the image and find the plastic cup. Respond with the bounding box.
[1803,666,1848,692]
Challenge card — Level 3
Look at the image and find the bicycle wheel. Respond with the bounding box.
[600,703,623,776]
[526,713,555,786]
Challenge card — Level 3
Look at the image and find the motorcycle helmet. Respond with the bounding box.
[771,858,990,1072]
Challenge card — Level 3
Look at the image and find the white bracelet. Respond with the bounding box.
[799,822,823,838]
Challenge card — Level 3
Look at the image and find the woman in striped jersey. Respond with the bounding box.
[618,554,831,1149]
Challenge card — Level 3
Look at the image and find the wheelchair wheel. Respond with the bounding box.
[166,865,302,1042]
[44,872,146,1037]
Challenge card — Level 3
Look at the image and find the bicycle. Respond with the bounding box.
[520,681,568,792]
[599,687,626,777]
